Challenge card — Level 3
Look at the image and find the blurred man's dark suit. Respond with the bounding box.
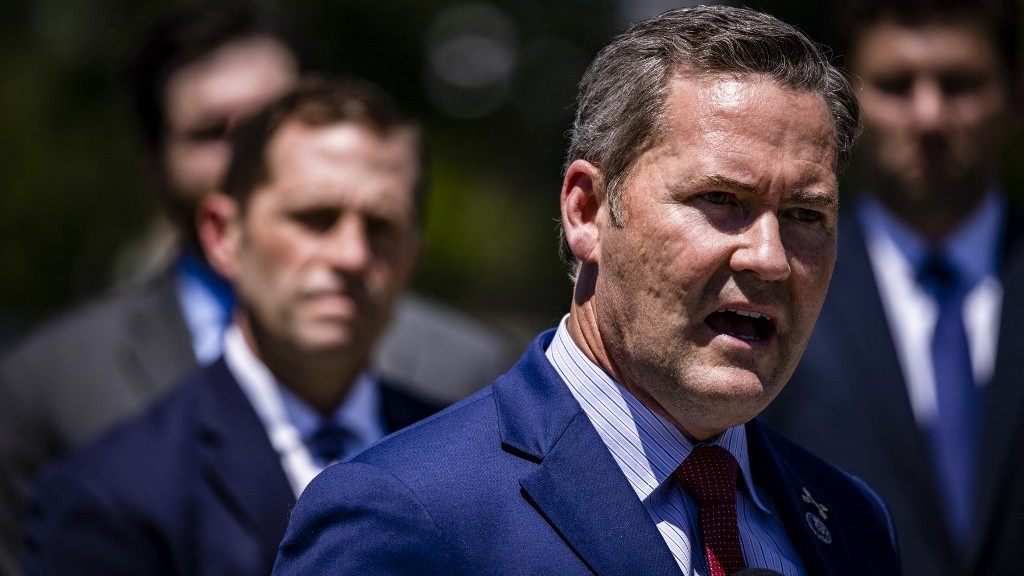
[20,356,439,575]
[764,210,1024,575]
[0,272,515,575]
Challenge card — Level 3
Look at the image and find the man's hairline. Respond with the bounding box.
[236,117,424,223]
[159,34,301,150]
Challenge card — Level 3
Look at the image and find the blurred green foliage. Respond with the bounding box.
[5,0,1022,349]
[0,0,619,345]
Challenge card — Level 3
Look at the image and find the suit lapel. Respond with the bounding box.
[830,216,929,469]
[828,215,946,532]
[747,421,842,575]
[117,272,197,401]
[495,333,680,576]
[195,360,295,562]
[974,209,1024,558]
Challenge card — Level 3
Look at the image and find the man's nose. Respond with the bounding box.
[730,212,791,282]
[325,216,372,272]
[910,79,946,131]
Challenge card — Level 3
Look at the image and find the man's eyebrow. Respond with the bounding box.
[788,189,838,209]
[690,174,838,209]
[696,174,759,195]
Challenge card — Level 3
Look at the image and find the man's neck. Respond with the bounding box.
[866,178,991,243]
[241,323,366,417]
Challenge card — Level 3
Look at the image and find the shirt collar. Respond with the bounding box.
[279,371,383,452]
[175,249,235,364]
[222,324,384,460]
[856,191,1005,287]
[176,248,234,306]
[545,316,769,513]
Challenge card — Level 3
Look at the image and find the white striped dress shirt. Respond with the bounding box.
[545,317,805,576]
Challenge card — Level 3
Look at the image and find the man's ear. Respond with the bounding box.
[196,191,241,280]
[560,159,606,265]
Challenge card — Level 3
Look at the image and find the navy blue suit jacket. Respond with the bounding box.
[21,358,440,576]
[763,210,1024,575]
[274,331,900,575]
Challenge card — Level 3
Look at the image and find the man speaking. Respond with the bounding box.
[274,6,901,575]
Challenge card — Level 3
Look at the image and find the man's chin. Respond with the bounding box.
[697,365,781,409]
[295,328,365,357]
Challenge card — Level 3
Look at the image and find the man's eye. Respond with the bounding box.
[702,192,732,205]
[365,216,397,238]
[941,72,988,97]
[789,208,822,223]
[872,76,912,96]
[186,122,230,143]
[294,210,339,232]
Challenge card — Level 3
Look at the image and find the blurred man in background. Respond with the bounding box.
[0,1,514,572]
[764,0,1024,573]
[23,75,440,574]
[0,5,300,571]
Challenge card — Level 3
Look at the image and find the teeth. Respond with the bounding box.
[722,308,771,321]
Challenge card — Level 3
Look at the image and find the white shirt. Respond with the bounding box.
[545,317,805,576]
[222,325,384,497]
[858,193,1003,425]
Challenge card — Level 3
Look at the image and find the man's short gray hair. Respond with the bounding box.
[560,4,859,270]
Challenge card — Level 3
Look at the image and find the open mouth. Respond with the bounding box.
[705,308,776,342]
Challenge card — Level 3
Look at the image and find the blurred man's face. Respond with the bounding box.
[576,75,838,441]
[162,36,298,228]
[228,120,421,365]
[851,20,1008,217]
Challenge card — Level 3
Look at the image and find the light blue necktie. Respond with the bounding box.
[918,253,977,543]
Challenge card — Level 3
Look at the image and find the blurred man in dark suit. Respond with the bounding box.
[0,5,301,571]
[0,3,515,572]
[22,75,441,575]
[763,0,1024,573]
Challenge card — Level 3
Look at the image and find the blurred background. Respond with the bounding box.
[0,0,1000,351]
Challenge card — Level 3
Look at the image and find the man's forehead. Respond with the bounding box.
[164,37,298,124]
[170,35,298,84]
[272,120,415,159]
[852,18,1002,62]
[663,73,836,143]
[639,75,840,190]
[665,70,830,115]
[263,120,418,189]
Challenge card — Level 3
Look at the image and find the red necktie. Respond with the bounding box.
[674,445,747,576]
